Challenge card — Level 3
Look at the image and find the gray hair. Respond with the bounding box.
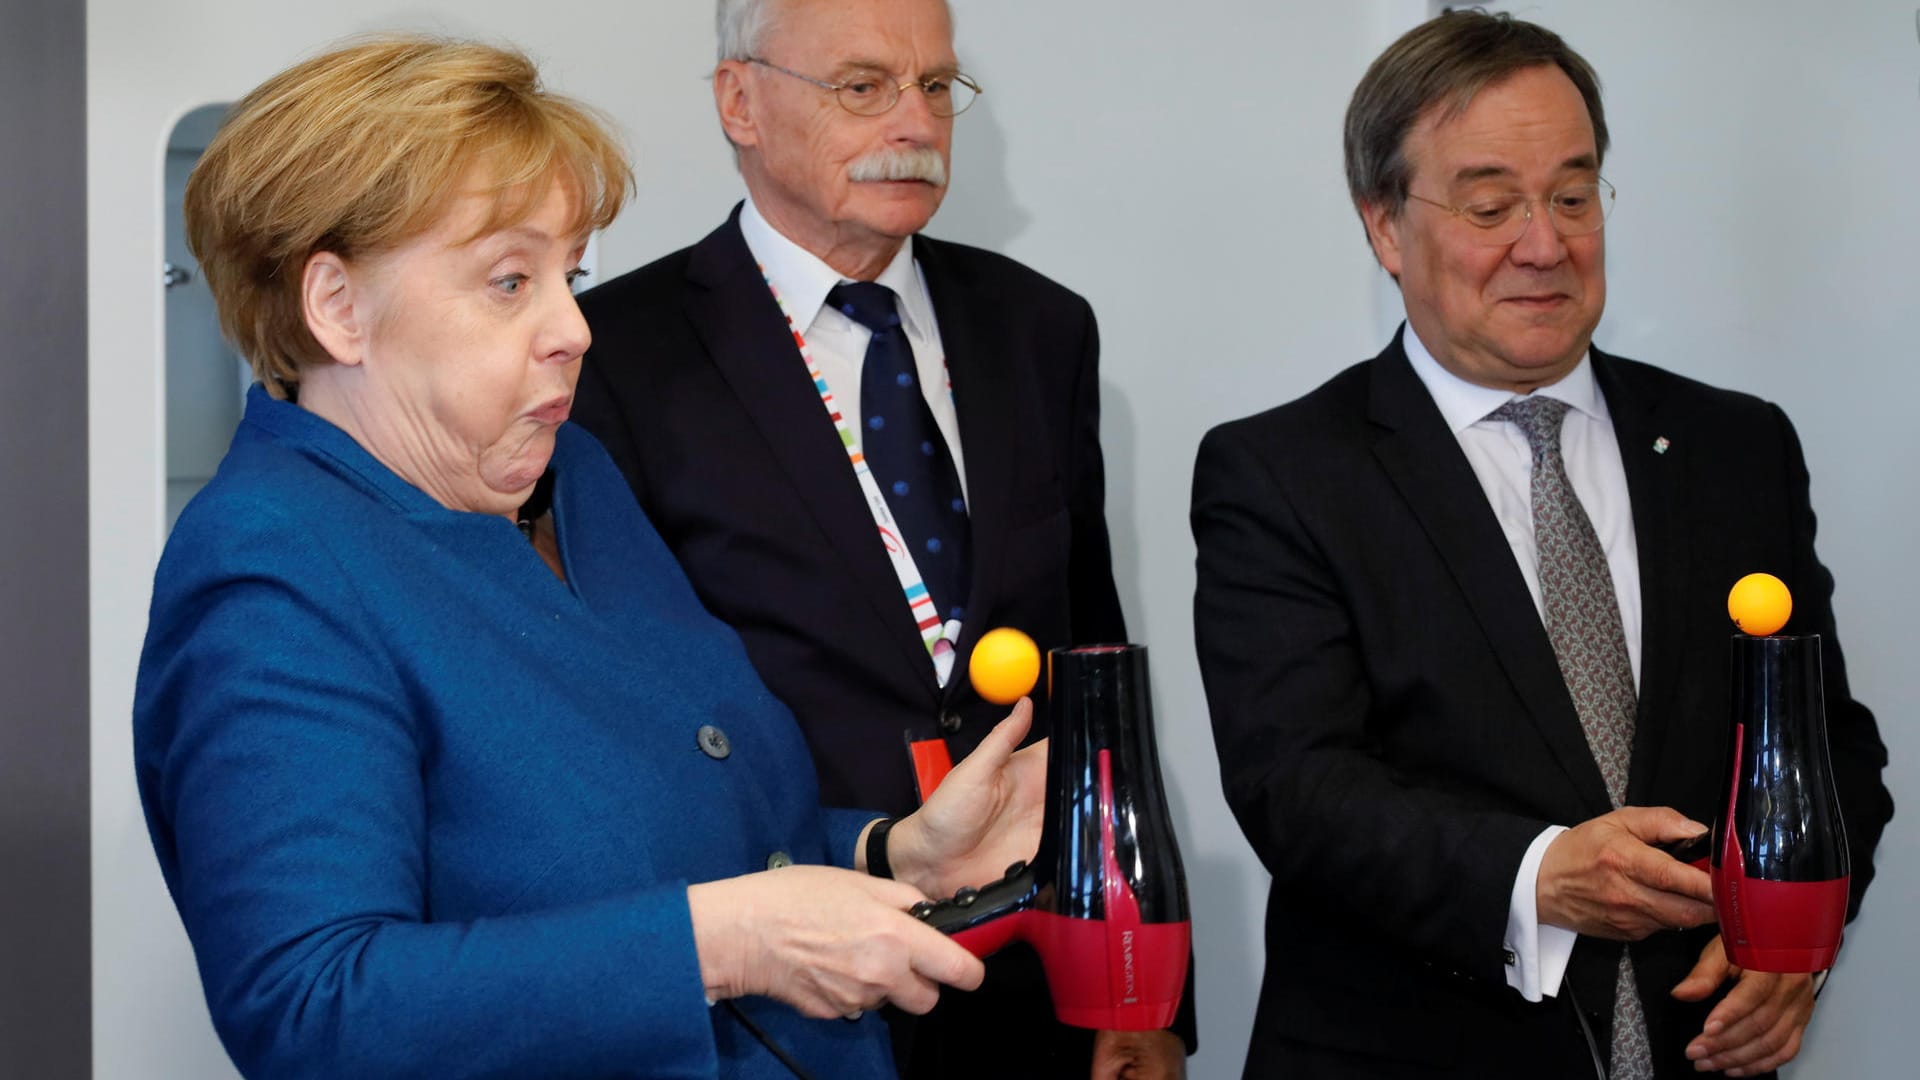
[716,0,956,63]
[716,0,783,62]
[1345,9,1608,229]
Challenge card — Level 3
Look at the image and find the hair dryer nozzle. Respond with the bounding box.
[1712,634,1850,972]
[918,644,1192,1029]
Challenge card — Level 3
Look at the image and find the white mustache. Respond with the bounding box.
[847,148,948,186]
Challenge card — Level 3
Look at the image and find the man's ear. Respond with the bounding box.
[1359,199,1405,281]
[713,61,760,149]
[302,252,368,367]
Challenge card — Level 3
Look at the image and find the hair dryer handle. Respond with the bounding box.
[909,861,1039,958]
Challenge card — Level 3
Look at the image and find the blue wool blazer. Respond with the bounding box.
[135,386,897,1080]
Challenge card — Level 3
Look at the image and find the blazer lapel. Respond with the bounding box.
[1368,333,1615,815]
[1593,350,1690,804]
[915,237,1017,673]
[683,209,940,696]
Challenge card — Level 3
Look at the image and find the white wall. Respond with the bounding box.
[89,2,1915,1077]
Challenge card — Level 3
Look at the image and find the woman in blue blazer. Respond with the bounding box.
[133,37,1040,1080]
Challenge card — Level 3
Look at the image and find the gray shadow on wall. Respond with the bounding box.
[928,97,1032,251]
[1101,375,1260,1071]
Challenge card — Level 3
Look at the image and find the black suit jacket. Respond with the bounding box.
[1191,332,1892,1079]
[571,207,1156,1076]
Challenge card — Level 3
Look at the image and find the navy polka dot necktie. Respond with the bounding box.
[828,281,971,625]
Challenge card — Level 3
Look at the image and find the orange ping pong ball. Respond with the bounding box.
[969,628,1041,705]
[1728,573,1792,636]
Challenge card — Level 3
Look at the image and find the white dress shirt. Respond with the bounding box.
[737,196,967,500]
[1402,325,1643,1003]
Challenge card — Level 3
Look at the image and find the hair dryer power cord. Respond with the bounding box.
[723,1000,820,1080]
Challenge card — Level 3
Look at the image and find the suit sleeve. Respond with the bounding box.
[136,508,718,1080]
[822,808,882,871]
[1064,300,1127,645]
[1191,423,1547,984]
[1770,403,1893,921]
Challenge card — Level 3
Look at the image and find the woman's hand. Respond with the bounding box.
[885,699,1047,898]
[687,866,984,1018]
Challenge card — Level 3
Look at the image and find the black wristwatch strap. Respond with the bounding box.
[865,818,896,879]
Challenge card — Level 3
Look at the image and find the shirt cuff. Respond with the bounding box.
[1505,824,1577,1002]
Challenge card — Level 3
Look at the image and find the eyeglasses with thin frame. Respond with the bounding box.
[747,57,982,117]
[1404,178,1616,245]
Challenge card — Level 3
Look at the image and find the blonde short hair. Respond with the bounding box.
[185,36,632,396]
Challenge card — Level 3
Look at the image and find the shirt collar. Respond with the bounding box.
[1400,321,1605,434]
[738,195,931,338]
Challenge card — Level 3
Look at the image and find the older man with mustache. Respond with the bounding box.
[572,1,1192,1078]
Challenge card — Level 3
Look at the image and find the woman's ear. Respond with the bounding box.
[301,252,368,367]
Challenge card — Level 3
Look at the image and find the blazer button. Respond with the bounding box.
[766,850,793,870]
[696,724,731,759]
[939,710,962,734]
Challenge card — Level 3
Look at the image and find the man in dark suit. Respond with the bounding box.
[1192,11,1891,1080]
[572,1,1189,1076]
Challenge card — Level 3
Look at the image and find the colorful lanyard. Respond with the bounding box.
[759,266,963,684]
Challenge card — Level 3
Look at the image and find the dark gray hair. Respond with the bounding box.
[1344,9,1608,224]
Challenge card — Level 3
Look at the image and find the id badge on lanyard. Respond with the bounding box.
[757,264,963,681]
[906,735,954,803]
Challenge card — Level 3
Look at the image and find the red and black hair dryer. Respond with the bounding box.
[1711,632,1851,972]
[912,644,1192,1030]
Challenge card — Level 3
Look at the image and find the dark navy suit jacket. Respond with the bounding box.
[571,209,1191,1077]
[1192,333,1893,1079]
[135,387,892,1079]
[573,208,1128,816]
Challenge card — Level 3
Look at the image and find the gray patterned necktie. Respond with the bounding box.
[1491,395,1653,1080]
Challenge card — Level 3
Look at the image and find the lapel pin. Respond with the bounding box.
[1652,436,1671,455]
